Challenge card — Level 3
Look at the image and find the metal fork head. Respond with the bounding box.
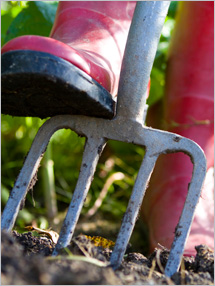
[1,1,207,278]
[1,114,206,277]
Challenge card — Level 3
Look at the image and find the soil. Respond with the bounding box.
[1,229,214,285]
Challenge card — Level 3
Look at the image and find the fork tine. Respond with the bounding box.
[52,136,106,255]
[110,150,158,268]
[164,139,207,277]
[1,118,57,231]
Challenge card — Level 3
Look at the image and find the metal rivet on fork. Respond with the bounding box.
[1,1,206,278]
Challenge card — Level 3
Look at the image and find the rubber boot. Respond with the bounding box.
[1,1,136,118]
[142,1,214,256]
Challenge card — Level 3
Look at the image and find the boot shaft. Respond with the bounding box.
[50,1,136,95]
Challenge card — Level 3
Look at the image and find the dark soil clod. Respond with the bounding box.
[1,230,214,285]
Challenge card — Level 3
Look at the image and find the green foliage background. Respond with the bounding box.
[1,2,178,231]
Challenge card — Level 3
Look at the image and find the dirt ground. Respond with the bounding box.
[1,228,214,285]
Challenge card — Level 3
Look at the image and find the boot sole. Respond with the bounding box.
[2,50,115,119]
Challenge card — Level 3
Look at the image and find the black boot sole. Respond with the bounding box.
[2,50,115,119]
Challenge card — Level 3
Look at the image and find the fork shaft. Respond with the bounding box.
[116,1,170,123]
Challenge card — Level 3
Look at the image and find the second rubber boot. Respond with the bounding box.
[142,1,214,256]
[1,1,136,118]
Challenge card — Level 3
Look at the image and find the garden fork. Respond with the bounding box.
[1,2,206,277]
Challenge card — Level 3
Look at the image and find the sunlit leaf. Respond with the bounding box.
[25,225,59,243]
[84,235,115,248]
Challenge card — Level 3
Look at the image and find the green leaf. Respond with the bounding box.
[147,67,165,106]
[168,1,178,18]
[1,184,9,205]
[4,1,58,44]
[1,2,24,46]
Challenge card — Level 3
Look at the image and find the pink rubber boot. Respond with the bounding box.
[2,2,136,118]
[142,1,214,256]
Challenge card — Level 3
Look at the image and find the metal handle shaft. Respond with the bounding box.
[116,1,170,123]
